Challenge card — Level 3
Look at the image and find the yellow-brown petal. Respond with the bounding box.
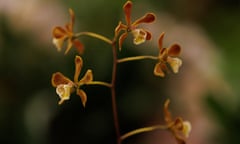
[168,44,181,57]
[74,55,83,83]
[118,32,128,51]
[53,37,65,51]
[154,62,165,77]
[68,8,75,32]
[114,21,127,37]
[64,38,73,55]
[76,89,87,107]
[52,27,67,38]
[51,72,73,87]
[164,99,172,123]
[79,69,93,85]
[123,1,132,26]
[73,39,84,54]
[132,13,156,26]
[158,32,165,51]
[145,30,152,40]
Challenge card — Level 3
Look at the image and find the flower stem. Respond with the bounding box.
[121,124,168,141]
[75,32,112,44]
[87,81,112,88]
[111,42,121,144]
[117,55,158,63]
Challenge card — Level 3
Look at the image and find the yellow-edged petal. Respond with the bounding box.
[51,72,73,87]
[76,89,87,107]
[53,37,66,51]
[168,44,181,57]
[64,38,73,55]
[123,1,132,26]
[74,55,83,83]
[132,13,156,26]
[118,32,128,51]
[79,69,93,85]
[154,62,165,77]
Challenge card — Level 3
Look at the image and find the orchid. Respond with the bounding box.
[115,1,155,50]
[51,56,93,106]
[154,32,182,77]
[164,99,192,144]
[52,9,84,54]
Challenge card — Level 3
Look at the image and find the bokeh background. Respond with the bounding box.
[0,0,239,144]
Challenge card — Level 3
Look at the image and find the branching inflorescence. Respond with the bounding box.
[51,1,191,144]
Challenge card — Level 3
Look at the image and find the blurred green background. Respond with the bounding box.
[0,0,240,144]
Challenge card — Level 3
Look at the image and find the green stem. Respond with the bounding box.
[86,81,112,88]
[121,124,168,141]
[75,32,112,44]
[117,55,158,63]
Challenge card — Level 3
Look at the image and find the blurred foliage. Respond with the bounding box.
[0,0,240,144]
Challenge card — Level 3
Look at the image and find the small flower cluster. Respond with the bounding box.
[50,1,190,144]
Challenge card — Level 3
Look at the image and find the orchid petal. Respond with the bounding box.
[145,30,152,40]
[154,62,165,77]
[51,72,73,87]
[123,1,132,26]
[168,44,181,57]
[158,32,165,51]
[73,39,84,54]
[52,27,67,38]
[118,32,128,51]
[115,21,127,37]
[132,13,155,26]
[56,83,73,105]
[79,69,93,85]
[132,28,147,45]
[53,37,66,51]
[164,99,172,123]
[74,56,83,83]
[76,89,87,107]
[167,57,182,74]
[64,38,73,55]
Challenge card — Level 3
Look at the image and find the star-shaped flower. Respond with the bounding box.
[115,1,155,50]
[51,56,93,107]
[164,99,191,144]
[154,32,182,77]
[52,9,84,54]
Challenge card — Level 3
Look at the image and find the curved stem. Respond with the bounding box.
[117,55,158,63]
[75,32,112,44]
[87,81,112,88]
[121,124,168,141]
[111,43,121,144]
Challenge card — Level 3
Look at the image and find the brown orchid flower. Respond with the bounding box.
[51,56,93,107]
[154,32,182,77]
[164,99,191,144]
[52,9,84,54]
[115,1,156,50]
